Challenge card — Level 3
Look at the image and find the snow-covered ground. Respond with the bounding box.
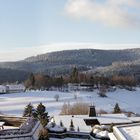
[0,88,140,116]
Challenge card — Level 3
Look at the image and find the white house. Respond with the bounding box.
[0,85,7,93]
[6,84,25,93]
[0,84,25,94]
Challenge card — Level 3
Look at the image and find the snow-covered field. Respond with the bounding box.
[0,88,140,116]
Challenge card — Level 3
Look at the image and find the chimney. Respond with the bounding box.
[89,106,96,117]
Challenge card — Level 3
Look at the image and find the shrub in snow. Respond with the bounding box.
[49,125,66,133]
[52,118,56,128]
[77,126,80,132]
[69,119,75,131]
[46,121,66,133]
[60,120,63,127]
[54,94,59,102]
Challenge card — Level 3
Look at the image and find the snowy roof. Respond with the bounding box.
[95,114,132,125]
[53,115,91,132]
[113,123,140,140]
[108,133,117,140]
[128,117,140,122]
[67,114,132,125]
[53,114,134,133]
[0,85,6,89]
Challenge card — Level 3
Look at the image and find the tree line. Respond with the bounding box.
[24,67,137,90]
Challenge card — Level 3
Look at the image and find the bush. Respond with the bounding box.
[60,120,64,127]
[60,102,89,115]
[54,94,59,101]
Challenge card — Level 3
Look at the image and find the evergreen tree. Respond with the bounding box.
[29,73,35,87]
[71,67,79,83]
[113,103,121,113]
[35,102,49,126]
[90,76,95,86]
[23,102,49,127]
[36,102,46,116]
[23,103,34,117]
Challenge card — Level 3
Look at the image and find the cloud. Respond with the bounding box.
[65,0,140,27]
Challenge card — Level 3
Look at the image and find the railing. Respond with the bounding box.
[49,131,98,140]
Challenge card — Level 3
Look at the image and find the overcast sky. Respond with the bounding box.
[0,0,140,61]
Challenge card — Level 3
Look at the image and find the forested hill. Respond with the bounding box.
[0,48,140,81]
[0,68,29,84]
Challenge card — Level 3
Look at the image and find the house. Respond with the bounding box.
[6,84,25,93]
[0,85,7,94]
[0,115,43,140]
[0,84,25,94]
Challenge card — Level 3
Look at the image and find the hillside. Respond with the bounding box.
[92,59,140,80]
[0,68,29,83]
[0,48,140,77]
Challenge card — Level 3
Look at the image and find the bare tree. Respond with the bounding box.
[74,92,79,99]
[98,86,107,97]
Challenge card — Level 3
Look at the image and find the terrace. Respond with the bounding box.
[110,123,140,140]
[0,115,42,140]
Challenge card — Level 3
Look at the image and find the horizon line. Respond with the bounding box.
[0,42,140,62]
